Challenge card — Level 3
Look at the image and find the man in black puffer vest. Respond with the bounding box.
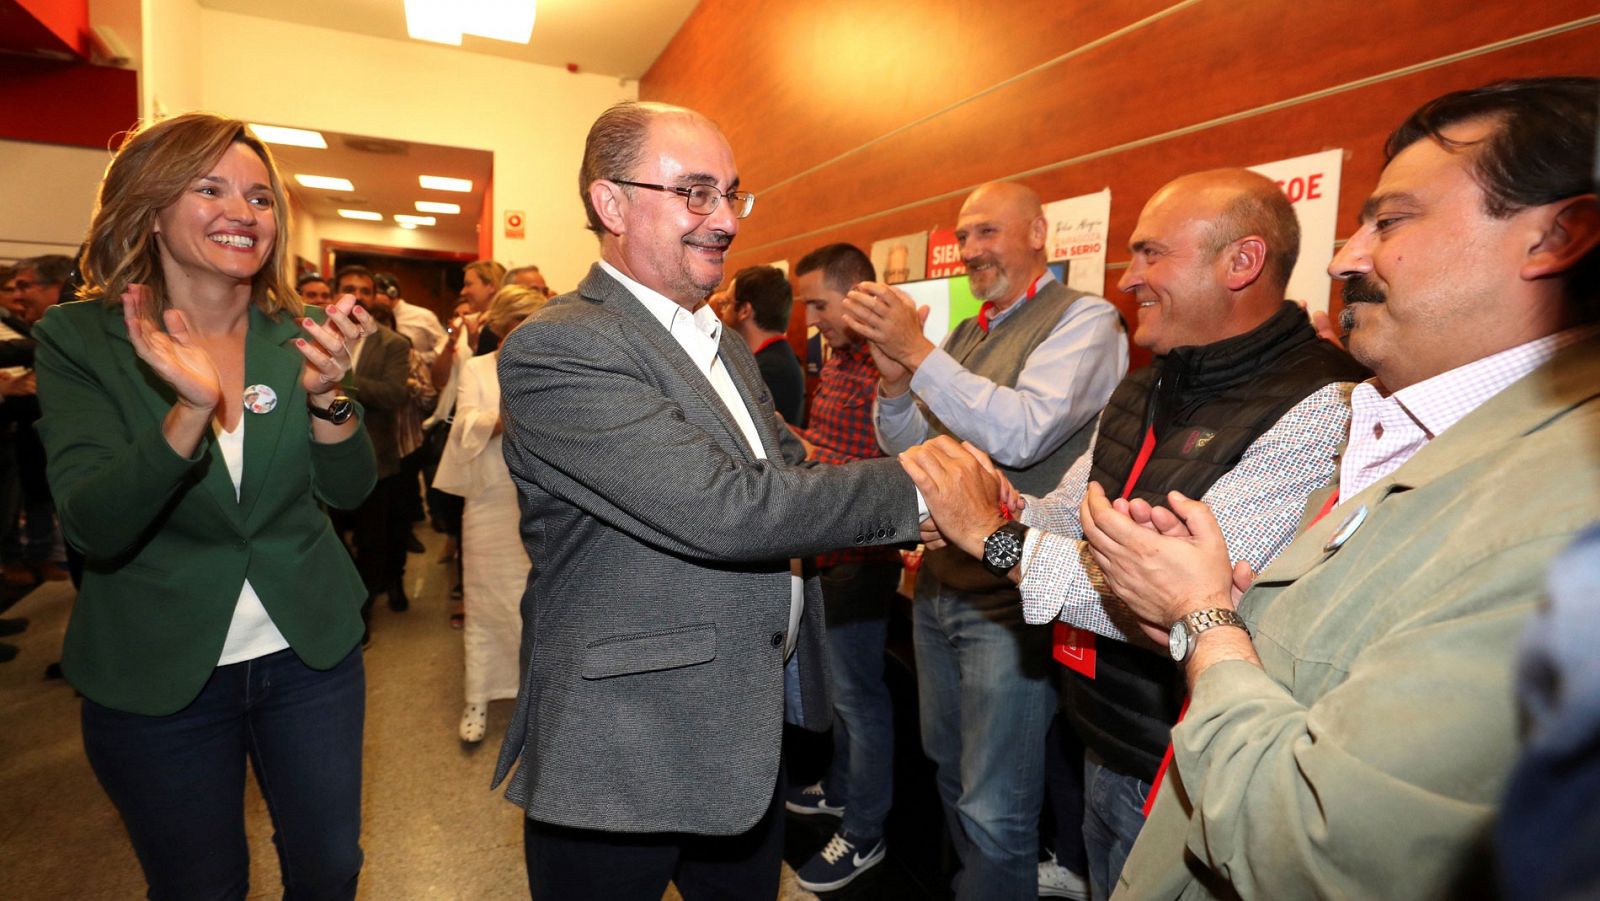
[901,168,1368,899]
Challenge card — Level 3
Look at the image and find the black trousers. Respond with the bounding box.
[523,774,784,901]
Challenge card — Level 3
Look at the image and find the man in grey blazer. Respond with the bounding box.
[492,100,925,899]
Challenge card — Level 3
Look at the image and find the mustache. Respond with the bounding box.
[1342,275,1386,306]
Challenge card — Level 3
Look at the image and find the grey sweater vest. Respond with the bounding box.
[922,279,1098,593]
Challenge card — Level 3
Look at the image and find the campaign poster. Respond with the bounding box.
[1043,188,1111,296]
[925,228,966,279]
[1248,149,1343,314]
[870,231,928,285]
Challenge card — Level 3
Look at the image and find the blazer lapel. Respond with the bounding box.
[102,304,241,528]
[578,265,759,462]
[239,307,304,524]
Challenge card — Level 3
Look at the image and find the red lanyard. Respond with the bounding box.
[977,274,1042,332]
[753,335,787,355]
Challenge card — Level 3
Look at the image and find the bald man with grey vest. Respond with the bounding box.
[845,182,1127,901]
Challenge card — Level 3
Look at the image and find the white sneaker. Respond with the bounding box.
[458,702,488,743]
[1039,851,1089,900]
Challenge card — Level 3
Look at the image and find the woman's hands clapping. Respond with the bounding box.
[295,294,376,399]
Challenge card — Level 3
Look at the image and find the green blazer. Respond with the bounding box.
[34,300,377,716]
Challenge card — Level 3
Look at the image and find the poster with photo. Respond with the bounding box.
[1248,149,1343,313]
[870,231,928,285]
[1043,188,1111,296]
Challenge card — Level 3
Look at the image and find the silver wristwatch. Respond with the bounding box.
[1168,608,1249,663]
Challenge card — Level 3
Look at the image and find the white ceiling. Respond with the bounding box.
[197,0,699,80]
[265,128,495,248]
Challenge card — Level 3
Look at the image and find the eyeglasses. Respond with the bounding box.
[614,180,756,219]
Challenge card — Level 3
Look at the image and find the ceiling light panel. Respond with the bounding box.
[250,124,327,148]
[295,174,355,191]
[338,209,383,221]
[405,0,536,46]
[394,215,437,225]
[415,201,462,214]
[419,175,473,192]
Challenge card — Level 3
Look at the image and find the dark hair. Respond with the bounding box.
[579,101,715,236]
[794,243,876,294]
[296,273,329,291]
[18,254,75,287]
[334,264,374,287]
[374,272,401,299]
[1389,77,1598,310]
[366,304,396,330]
[732,265,792,332]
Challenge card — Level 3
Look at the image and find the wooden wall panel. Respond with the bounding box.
[642,0,1600,366]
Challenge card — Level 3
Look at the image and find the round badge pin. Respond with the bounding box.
[243,384,277,415]
[1323,505,1368,553]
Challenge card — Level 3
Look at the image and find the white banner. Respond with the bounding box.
[1248,149,1343,314]
[1043,188,1112,296]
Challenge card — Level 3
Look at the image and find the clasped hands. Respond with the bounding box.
[898,436,1024,558]
[842,282,934,396]
[1078,482,1253,645]
[901,434,1253,645]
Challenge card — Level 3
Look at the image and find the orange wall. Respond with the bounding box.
[641,0,1600,366]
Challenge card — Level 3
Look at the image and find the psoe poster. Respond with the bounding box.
[1043,188,1112,296]
[1248,149,1343,314]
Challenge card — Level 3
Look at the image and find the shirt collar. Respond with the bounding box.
[1375,324,1599,438]
[600,260,723,342]
[986,269,1055,328]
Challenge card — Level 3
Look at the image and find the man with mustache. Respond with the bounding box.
[1069,77,1600,898]
[844,181,1127,900]
[492,101,924,899]
[900,168,1367,899]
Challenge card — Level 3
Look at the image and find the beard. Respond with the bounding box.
[968,257,1013,303]
[1338,274,1387,330]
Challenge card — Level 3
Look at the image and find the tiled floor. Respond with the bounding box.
[0,529,831,900]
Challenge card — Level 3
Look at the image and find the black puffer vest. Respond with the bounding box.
[1064,302,1369,781]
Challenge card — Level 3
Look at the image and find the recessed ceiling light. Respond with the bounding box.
[250,124,327,148]
[295,174,355,191]
[337,209,383,221]
[405,0,536,45]
[394,214,436,225]
[415,201,461,214]
[399,223,418,230]
[419,175,473,192]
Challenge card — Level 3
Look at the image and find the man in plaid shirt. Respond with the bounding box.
[784,243,905,893]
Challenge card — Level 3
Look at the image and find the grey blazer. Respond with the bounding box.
[492,264,919,836]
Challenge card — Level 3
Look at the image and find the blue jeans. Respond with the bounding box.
[82,648,366,900]
[821,560,901,839]
[913,570,1057,901]
[1082,751,1150,901]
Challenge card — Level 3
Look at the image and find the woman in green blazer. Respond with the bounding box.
[33,112,379,900]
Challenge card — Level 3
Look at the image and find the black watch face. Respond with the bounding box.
[327,398,354,424]
[985,527,1024,571]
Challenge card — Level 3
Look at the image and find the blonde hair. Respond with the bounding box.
[485,285,548,337]
[78,112,301,320]
[465,260,507,289]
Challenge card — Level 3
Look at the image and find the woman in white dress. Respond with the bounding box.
[433,285,547,741]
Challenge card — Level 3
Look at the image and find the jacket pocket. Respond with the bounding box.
[581,623,718,680]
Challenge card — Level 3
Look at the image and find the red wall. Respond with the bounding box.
[641,0,1600,366]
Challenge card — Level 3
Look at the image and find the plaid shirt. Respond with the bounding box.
[801,343,901,567]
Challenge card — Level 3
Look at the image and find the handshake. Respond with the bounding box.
[898,435,1024,560]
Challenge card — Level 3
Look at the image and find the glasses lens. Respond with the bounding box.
[730,192,755,219]
[685,185,720,215]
